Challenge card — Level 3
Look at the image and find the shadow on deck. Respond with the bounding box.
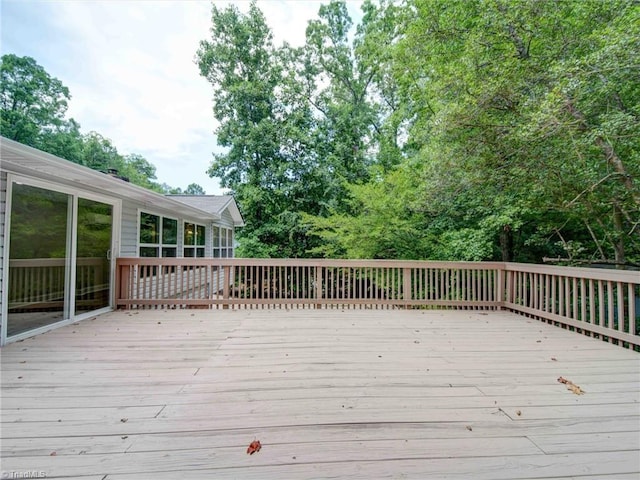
[1,309,639,479]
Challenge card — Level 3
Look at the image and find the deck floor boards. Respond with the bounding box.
[2,309,639,479]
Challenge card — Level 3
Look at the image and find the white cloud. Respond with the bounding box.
[1,0,363,194]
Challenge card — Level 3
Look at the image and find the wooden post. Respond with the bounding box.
[403,267,412,309]
[495,266,502,308]
[503,268,512,306]
[116,262,131,310]
[223,266,231,310]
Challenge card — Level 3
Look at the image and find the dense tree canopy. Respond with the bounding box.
[0,54,205,194]
[199,0,639,265]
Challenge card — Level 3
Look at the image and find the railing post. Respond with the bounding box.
[116,261,131,310]
[504,265,513,306]
[223,266,231,309]
[496,265,505,308]
[403,267,412,308]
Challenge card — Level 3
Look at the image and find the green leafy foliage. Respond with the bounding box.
[1,54,71,145]
[197,0,638,263]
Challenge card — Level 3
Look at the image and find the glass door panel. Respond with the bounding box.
[75,198,113,314]
[7,184,71,337]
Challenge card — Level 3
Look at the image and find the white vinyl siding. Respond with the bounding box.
[119,202,139,257]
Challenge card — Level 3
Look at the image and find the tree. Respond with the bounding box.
[195,0,638,263]
[379,0,640,264]
[1,54,73,146]
[184,183,205,195]
[518,1,640,264]
[303,0,378,186]
[197,1,392,257]
[197,1,325,257]
[1,54,184,194]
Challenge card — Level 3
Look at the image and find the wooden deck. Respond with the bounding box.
[2,308,639,479]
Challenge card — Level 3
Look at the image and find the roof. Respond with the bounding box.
[167,195,244,227]
[0,136,242,225]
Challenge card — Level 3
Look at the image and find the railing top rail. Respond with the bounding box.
[504,262,640,283]
[115,257,638,283]
[115,257,505,269]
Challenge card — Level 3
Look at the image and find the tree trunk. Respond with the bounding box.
[500,224,514,262]
[565,99,639,208]
[612,204,625,267]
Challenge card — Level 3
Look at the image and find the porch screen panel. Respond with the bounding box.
[7,184,70,337]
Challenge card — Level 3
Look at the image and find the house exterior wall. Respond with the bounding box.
[120,203,236,259]
[120,202,139,257]
[219,209,236,229]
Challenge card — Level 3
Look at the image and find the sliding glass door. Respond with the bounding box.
[6,180,115,339]
[7,184,71,337]
[75,198,113,314]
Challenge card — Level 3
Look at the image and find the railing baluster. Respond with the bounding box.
[617,281,625,335]
[607,280,614,333]
[629,283,636,336]
[589,279,595,326]
[580,278,586,323]
[598,280,605,327]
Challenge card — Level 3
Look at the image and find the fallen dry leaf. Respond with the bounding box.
[568,384,585,395]
[247,440,262,455]
[557,376,585,395]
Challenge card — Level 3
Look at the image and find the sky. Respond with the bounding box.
[1,0,363,195]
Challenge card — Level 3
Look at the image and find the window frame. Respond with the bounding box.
[138,211,178,258]
[183,221,206,258]
[212,226,233,258]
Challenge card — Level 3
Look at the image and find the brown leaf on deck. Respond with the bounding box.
[568,383,585,395]
[247,440,262,455]
[557,376,585,394]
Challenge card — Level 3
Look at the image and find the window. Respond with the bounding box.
[139,212,177,257]
[184,222,205,257]
[213,226,233,258]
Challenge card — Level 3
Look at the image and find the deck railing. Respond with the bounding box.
[503,263,639,348]
[115,258,640,349]
[8,257,107,311]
